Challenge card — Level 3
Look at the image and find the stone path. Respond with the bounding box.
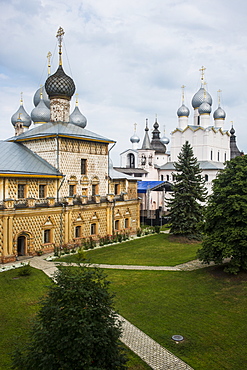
[1,253,198,369]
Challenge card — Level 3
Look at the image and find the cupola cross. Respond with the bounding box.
[56,27,65,66]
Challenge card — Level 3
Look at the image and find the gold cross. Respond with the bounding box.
[181,85,185,103]
[56,27,65,65]
[47,51,52,75]
[217,89,222,106]
[199,66,206,82]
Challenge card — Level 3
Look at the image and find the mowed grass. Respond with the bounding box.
[0,267,52,370]
[60,233,199,266]
[0,267,149,370]
[105,267,247,370]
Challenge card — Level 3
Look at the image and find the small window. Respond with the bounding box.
[172,174,176,181]
[127,153,135,168]
[90,223,97,235]
[205,174,208,182]
[166,175,169,181]
[92,184,99,196]
[115,184,120,195]
[161,175,164,181]
[224,152,227,162]
[69,184,75,197]
[81,159,87,175]
[115,220,120,230]
[18,184,26,199]
[125,218,129,228]
[44,229,50,244]
[218,151,220,161]
[75,226,81,238]
[211,150,213,160]
[39,185,46,198]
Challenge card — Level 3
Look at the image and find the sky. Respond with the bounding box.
[1,0,247,165]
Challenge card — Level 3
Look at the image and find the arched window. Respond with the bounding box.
[127,153,135,168]
[205,174,208,182]
[161,175,164,181]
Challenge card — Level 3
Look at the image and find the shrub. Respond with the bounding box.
[18,263,32,277]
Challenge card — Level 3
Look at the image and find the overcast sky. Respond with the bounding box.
[1,0,247,165]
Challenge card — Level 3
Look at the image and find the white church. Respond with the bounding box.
[115,67,242,222]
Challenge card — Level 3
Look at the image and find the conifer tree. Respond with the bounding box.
[168,141,207,239]
[198,154,247,274]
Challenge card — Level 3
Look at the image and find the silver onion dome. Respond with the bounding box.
[192,87,212,109]
[31,98,50,124]
[45,65,75,100]
[70,106,87,128]
[160,134,170,145]
[177,103,190,117]
[198,101,211,115]
[130,133,140,144]
[11,104,31,128]
[213,106,226,120]
[33,86,50,108]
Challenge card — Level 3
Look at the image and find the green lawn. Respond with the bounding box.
[59,233,199,266]
[0,267,52,370]
[0,267,150,370]
[106,267,247,370]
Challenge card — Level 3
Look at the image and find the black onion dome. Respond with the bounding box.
[45,65,75,100]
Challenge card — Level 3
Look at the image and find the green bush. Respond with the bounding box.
[18,263,32,277]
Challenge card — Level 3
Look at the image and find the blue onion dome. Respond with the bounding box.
[177,103,190,117]
[192,87,212,109]
[213,106,226,120]
[11,101,31,128]
[198,101,211,115]
[31,95,50,124]
[130,133,140,144]
[70,105,87,128]
[45,65,75,100]
[33,85,50,108]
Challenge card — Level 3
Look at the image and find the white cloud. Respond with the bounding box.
[1,0,247,163]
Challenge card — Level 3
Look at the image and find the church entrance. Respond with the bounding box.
[17,235,26,256]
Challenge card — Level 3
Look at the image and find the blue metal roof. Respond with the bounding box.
[137,181,164,193]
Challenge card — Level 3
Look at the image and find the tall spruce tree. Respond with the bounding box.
[168,141,207,239]
[197,154,247,274]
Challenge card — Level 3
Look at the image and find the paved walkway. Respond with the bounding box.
[2,254,197,369]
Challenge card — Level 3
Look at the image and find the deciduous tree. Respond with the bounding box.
[198,154,247,274]
[12,265,127,370]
